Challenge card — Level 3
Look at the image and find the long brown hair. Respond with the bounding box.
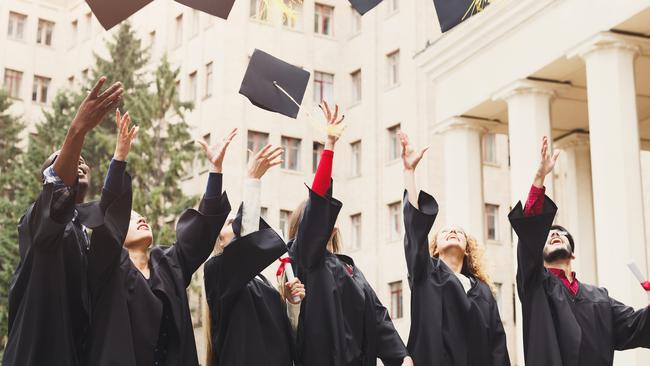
[429,231,496,294]
[287,199,341,254]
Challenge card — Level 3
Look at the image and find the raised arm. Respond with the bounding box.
[510,136,559,296]
[293,102,344,270]
[398,131,437,286]
[54,77,123,187]
[241,144,283,235]
[171,129,237,286]
[87,110,137,293]
[27,77,123,247]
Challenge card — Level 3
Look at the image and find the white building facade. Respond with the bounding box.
[2,0,650,365]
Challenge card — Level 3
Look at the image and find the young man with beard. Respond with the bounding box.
[3,77,131,366]
[509,136,650,366]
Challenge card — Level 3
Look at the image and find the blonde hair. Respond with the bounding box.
[287,199,341,254]
[430,231,496,294]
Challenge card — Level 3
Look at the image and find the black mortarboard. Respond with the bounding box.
[174,0,236,19]
[433,0,490,33]
[349,0,383,15]
[86,0,153,31]
[239,49,311,119]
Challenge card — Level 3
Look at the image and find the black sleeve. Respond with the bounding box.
[293,185,342,271]
[508,195,557,299]
[611,295,650,350]
[25,182,78,252]
[371,288,409,366]
[489,296,511,366]
[170,193,231,287]
[85,173,133,299]
[403,190,438,287]
[213,210,287,298]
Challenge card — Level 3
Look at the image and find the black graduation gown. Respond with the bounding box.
[85,192,231,366]
[403,190,510,366]
[4,176,133,366]
[291,186,409,366]
[204,205,293,366]
[510,195,650,366]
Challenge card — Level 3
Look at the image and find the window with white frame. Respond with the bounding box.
[386,0,399,15]
[36,19,54,46]
[7,12,27,41]
[485,204,499,241]
[148,30,156,55]
[389,281,403,319]
[482,133,498,164]
[84,12,92,39]
[280,210,292,239]
[312,142,324,173]
[247,131,269,160]
[191,10,200,36]
[350,214,362,250]
[350,69,362,103]
[32,76,51,104]
[388,201,402,241]
[70,20,78,47]
[281,136,301,171]
[387,124,401,161]
[351,6,362,34]
[314,4,334,36]
[174,14,183,47]
[386,50,400,87]
[3,69,23,99]
[313,71,334,104]
[282,0,303,29]
[188,71,197,102]
[250,0,269,21]
[494,282,503,312]
[205,62,213,98]
[350,140,361,177]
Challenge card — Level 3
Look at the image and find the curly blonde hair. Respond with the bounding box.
[430,231,496,294]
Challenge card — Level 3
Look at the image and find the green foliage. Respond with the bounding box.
[0,22,198,353]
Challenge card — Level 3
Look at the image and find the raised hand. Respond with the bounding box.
[113,109,138,161]
[398,131,428,171]
[196,128,238,173]
[247,144,283,179]
[71,76,124,134]
[533,136,560,188]
[319,101,345,150]
[284,278,306,305]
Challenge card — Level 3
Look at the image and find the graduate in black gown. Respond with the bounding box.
[85,129,235,366]
[203,143,306,366]
[398,131,510,366]
[509,136,650,366]
[288,102,412,366]
[3,77,127,366]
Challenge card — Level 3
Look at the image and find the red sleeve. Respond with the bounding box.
[523,185,546,217]
[312,149,333,197]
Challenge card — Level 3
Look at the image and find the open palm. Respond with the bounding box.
[398,131,428,171]
[197,128,238,173]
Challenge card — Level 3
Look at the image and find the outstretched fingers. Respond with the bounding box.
[88,76,107,99]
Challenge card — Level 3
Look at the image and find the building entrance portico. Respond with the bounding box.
[417,1,650,364]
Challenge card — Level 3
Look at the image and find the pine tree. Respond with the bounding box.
[127,56,196,244]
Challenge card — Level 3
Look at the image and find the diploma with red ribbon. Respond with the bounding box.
[627,262,650,300]
[278,256,300,303]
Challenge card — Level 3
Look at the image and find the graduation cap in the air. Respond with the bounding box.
[433,0,491,33]
[86,0,154,31]
[239,49,311,119]
[349,0,383,15]
[174,0,237,19]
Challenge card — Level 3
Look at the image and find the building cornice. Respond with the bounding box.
[432,116,501,135]
[492,78,569,102]
[566,32,646,60]
[415,0,560,81]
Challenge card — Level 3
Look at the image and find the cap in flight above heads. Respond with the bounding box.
[239,49,311,119]
[174,0,237,19]
[86,0,154,31]
[349,0,383,15]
